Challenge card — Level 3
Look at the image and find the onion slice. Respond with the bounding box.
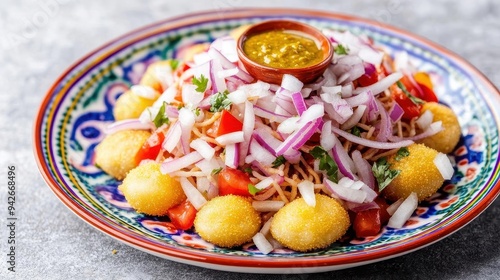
[252,232,274,255]
[179,177,207,210]
[331,126,414,149]
[252,201,285,212]
[434,153,454,180]
[297,180,316,207]
[387,192,418,228]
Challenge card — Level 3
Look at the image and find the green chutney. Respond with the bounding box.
[243,30,323,69]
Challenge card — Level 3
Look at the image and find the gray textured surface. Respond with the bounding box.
[1,0,500,279]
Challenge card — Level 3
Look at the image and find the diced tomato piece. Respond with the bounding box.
[374,197,391,225]
[417,83,438,103]
[357,64,379,87]
[166,200,197,230]
[216,110,243,136]
[353,208,381,238]
[135,130,165,163]
[391,85,421,120]
[217,167,253,197]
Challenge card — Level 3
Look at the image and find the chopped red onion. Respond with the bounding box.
[239,101,255,165]
[291,91,307,116]
[332,144,357,180]
[190,138,215,160]
[255,177,275,190]
[375,99,391,142]
[160,151,203,174]
[298,180,316,207]
[325,178,367,204]
[195,158,222,175]
[179,108,195,154]
[105,119,153,135]
[252,232,274,255]
[353,72,403,95]
[253,201,285,213]
[224,143,239,169]
[388,121,443,142]
[215,131,244,146]
[387,192,418,228]
[249,139,276,166]
[346,201,380,212]
[209,58,227,94]
[281,74,304,93]
[434,153,454,180]
[341,105,366,130]
[416,109,433,130]
[260,217,274,235]
[320,120,336,151]
[352,150,376,189]
[180,177,207,210]
[331,126,414,149]
[389,102,404,123]
[162,122,182,153]
[254,106,288,123]
[386,198,404,216]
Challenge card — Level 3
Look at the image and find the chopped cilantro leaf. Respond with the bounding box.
[372,157,401,191]
[211,167,223,175]
[153,102,170,128]
[334,44,349,55]
[209,90,232,112]
[396,81,424,105]
[395,147,410,161]
[350,126,362,137]
[244,167,253,175]
[169,59,180,70]
[272,156,286,168]
[193,74,209,93]
[248,184,260,196]
[310,146,339,183]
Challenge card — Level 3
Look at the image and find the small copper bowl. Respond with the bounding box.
[237,20,333,85]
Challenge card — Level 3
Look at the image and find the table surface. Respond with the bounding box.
[1,0,500,279]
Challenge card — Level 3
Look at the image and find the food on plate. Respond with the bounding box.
[113,90,156,120]
[418,102,461,154]
[270,194,349,251]
[119,162,186,216]
[94,130,151,180]
[381,144,444,202]
[194,195,261,247]
[94,20,460,252]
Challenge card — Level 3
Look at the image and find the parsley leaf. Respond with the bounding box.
[211,167,223,175]
[350,126,362,137]
[192,74,209,93]
[395,147,410,161]
[372,157,401,191]
[310,146,339,183]
[248,184,260,196]
[334,44,349,55]
[153,102,170,128]
[272,156,286,168]
[169,59,180,71]
[396,81,424,105]
[209,90,232,112]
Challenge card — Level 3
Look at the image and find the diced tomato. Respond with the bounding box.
[357,64,379,87]
[166,200,197,230]
[391,85,421,120]
[353,208,381,238]
[216,110,243,136]
[135,130,165,163]
[217,167,253,197]
[374,197,391,225]
[416,83,438,103]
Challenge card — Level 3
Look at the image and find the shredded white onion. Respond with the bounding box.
[434,153,454,180]
[215,131,245,146]
[298,180,316,207]
[252,201,285,212]
[387,192,418,228]
[416,109,434,130]
[179,177,207,210]
[252,232,274,255]
[190,139,215,160]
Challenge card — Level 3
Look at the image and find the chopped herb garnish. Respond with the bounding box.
[310,146,339,183]
[209,90,232,112]
[194,107,201,116]
[350,126,362,137]
[244,167,253,175]
[192,74,209,93]
[169,59,180,70]
[395,147,410,161]
[153,102,170,128]
[372,157,400,191]
[396,81,424,105]
[248,184,260,196]
[272,156,286,168]
[211,167,223,175]
[334,44,349,55]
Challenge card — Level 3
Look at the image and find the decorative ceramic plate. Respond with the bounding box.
[34,8,500,273]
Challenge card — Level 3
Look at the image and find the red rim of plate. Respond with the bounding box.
[33,8,500,269]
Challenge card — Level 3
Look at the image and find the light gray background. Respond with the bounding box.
[1,0,499,279]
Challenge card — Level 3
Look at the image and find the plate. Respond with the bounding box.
[33,8,500,273]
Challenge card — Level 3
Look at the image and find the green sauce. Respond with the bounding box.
[243,30,323,69]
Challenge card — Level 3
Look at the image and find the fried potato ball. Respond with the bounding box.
[95,130,151,180]
[419,102,461,154]
[270,194,350,252]
[113,90,155,121]
[139,60,173,93]
[382,144,444,202]
[119,162,186,216]
[194,195,261,248]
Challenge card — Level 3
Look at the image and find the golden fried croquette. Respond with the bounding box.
[194,195,261,248]
[95,130,151,180]
[419,102,461,154]
[139,60,174,93]
[270,194,350,252]
[382,144,444,202]
[113,90,156,121]
[119,162,186,216]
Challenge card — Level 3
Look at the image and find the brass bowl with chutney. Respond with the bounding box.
[237,20,334,85]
